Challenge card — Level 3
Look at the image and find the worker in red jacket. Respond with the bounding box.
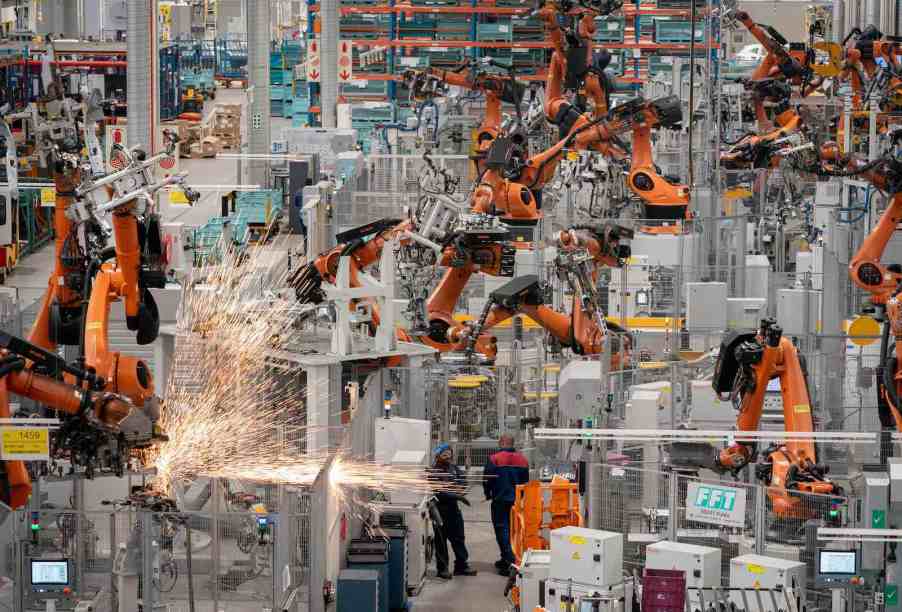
[483,434,530,576]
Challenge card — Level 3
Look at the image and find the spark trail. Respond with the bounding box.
[144,240,474,502]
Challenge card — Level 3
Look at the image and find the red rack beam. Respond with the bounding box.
[350,37,717,50]
[22,59,127,68]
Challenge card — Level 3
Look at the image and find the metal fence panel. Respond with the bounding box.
[4,506,313,612]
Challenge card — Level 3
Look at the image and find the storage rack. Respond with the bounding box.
[302,0,719,115]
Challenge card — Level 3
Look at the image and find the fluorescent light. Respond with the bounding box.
[818,528,902,542]
[534,428,878,444]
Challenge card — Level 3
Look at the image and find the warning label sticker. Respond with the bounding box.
[0,427,50,460]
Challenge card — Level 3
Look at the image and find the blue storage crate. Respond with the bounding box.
[594,16,625,43]
[648,53,689,75]
[216,37,248,80]
[232,190,284,244]
[283,40,304,66]
[477,22,513,42]
[340,80,390,97]
[512,17,543,41]
[638,15,656,38]
[606,49,626,76]
[654,19,704,43]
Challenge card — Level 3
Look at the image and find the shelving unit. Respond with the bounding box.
[301,0,718,122]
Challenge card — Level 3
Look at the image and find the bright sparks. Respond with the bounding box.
[144,239,470,504]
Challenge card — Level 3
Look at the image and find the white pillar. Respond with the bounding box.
[320,0,339,127]
[832,0,845,42]
[306,365,332,454]
[127,0,159,155]
[247,0,272,186]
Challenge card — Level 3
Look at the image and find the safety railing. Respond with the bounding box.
[586,463,859,585]
[3,504,313,612]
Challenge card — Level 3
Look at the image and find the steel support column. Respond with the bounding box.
[833,0,845,42]
[127,0,159,155]
[866,0,880,28]
[320,0,339,127]
[247,0,272,186]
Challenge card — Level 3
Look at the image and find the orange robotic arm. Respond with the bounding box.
[849,192,902,302]
[82,266,156,406]
[736,11,806,84]
[880,293,902,431]
[0,331,153,509]
[28,169,87,350]
[407,66,522,151]
[721,108,804,170]
[712,320,838,518]
[833,148,902,303]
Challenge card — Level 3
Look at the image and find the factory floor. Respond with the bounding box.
[411,498,512,611]
[2,90,512,612]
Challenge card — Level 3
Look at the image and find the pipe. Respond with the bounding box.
[21,60,127,68]
[833,0,845,43]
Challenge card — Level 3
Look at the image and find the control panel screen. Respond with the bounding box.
[31,560,69,585]
[819,551,856,575]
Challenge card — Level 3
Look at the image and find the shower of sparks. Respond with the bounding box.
[144,239,478,506]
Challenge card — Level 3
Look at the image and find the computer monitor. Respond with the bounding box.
[31,559,70,587]
[819,550,857,575]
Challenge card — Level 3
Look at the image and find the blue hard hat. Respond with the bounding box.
[433,443,451,457]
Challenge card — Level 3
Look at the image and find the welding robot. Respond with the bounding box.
[405,58,528,183]
[0,331,161,510]
[291,95,680,364]
[537,0,624,124]
[727,10,823,131]
[539,0,691,225]
[452,223,634,365]
[706,318,842,519]
[820,140,902,435]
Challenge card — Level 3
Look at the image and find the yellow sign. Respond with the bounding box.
[40,188,56,205]
[567,151,579,161]
[169,189,190,206]
[747,564,764,575]
[0,427,50,460]
[572,552,581,560]
[812,42,843,77]
[848,316,881,347]
[568,535,587,545]
[794,404,811,414]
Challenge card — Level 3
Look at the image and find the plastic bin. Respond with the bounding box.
[642,568,686,612]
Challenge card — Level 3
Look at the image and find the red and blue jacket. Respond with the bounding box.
[483,448,530,504]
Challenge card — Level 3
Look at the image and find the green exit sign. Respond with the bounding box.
[872,509,886,529]
[886,585,898,607]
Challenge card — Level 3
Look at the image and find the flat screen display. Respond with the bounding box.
[31,560,69,585]
[819,551,856,575]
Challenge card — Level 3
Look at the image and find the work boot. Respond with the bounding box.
[454,565,478,576]
[437,569,452,580]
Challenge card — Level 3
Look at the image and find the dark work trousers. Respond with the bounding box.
[490,499,515,565]
[434,501,469,572]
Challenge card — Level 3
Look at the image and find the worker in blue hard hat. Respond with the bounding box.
[428,443,477,579]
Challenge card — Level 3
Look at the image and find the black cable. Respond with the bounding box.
[798,156,888,178]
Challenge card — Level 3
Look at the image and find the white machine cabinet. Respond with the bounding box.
[729,554,806,612]
[646,541,721,607]
[550,527,623,587]
[518,549,551,612]
[374,417,430,465]
[374,417,430,504]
